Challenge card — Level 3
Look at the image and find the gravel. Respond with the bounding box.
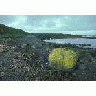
[0,36,96,81]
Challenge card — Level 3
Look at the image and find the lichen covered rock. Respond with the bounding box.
[48,48,78,71]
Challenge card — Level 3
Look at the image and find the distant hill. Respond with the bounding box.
[30,33,83,40]
[0,24,84,39]
[0,24,28,38]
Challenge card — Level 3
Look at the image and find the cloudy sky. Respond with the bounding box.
[0,15,96,35]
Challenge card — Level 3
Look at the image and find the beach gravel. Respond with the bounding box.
[0,36,96,81]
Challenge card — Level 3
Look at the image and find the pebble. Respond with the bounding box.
[1,72,5,76]
[72,73,77,76]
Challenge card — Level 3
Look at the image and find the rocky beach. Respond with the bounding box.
[0,35,96,81]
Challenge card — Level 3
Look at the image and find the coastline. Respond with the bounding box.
[0,36,96,81]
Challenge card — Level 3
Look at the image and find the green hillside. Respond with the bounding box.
[0,24,28,38]
[0,24,83,39]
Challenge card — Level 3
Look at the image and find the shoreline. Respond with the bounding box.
[0,36,96,81]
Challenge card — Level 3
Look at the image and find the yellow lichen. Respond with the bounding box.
[48,48,78,69]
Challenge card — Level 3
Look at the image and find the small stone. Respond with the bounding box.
[72,73,77,76]
[79,64,86,70]
[1,72,5,76]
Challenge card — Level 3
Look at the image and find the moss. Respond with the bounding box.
[48,48,78,70]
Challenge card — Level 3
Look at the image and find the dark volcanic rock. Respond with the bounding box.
[14,35,47,54]
[0,35,96,81]
[71,52,96,81]
[15,35,44,47]
[0,35,50,81]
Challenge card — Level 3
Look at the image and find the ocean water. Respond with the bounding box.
[44,38,96,48]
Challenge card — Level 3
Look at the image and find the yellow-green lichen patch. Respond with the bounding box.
[48,48,78,70]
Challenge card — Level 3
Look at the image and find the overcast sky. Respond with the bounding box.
[0,15,96,35]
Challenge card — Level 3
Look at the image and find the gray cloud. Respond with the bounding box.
[46,21,56,27]
[0,15,96,35]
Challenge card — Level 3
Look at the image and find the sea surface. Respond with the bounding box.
[44,38,96,48]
